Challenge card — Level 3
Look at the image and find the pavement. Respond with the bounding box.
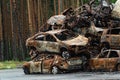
[0,69,120,80]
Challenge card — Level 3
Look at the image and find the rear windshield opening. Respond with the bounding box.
[107,29,120,34]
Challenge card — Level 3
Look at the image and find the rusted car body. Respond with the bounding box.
[101,27,120,49]
[89,49,120,71]
[26,29,88,59]
[23,54,83,74]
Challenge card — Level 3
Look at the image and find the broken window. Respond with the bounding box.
[107,29,120,34]
[99,51,108,58]
[108,51,119,58]
[55,30,77,41]
[35,35,45,41]
[45,34,56,42]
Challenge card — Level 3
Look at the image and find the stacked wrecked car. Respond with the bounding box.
[23,0,120,74]
[23,29,90,74]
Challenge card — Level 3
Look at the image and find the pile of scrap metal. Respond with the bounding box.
[39,0,120,55]
[40,0,120,32]
[23,0,120,74]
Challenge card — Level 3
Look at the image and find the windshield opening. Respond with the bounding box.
[55,30,78,41]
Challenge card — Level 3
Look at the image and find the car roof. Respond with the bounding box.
[103,49,120,52]
[31,29,67,38]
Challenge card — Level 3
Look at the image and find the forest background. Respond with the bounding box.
[0,0,116,61]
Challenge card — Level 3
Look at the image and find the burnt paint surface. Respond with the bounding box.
[89,50,120,71]
[23,54,83,73]
[101,28,120,49]
[26,30,88,54]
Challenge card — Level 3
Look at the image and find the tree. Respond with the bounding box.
[0,0,3,61]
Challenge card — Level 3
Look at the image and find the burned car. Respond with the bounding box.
[101,27,120,50]
[23,54,83,74]
[88,49,120,71]
[26,29,89,59]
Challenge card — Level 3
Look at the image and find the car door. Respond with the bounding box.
[91,51,109,70]
[42,55,54,73]
[106,51,119,71]
[45,34,59,53]
[35,34,46,52]
[108,29,120,48]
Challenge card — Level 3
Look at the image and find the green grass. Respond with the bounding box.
[0,61,25,69]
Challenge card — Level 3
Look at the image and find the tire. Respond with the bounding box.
[80,55,88,71]
[23,66,30,74]
[61,51,70,59]
[116,64,120,71]
[51,66,60,74]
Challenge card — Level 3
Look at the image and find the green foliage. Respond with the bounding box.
[25,57,31,61]
[110,0,117,3]
[0,61,24,69]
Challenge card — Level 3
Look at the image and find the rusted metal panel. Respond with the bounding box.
[26,29,89,59]
[23,54,84,74]
[101,28,120,49]
[89,50,120,71]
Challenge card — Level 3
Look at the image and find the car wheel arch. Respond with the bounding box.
[60,47,68,52]
[23,66,30,74]
[60,47,71,59]
[115,63,120,71]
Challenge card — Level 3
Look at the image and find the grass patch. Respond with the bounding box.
[0,61,25,69]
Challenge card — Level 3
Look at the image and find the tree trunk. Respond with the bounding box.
[27,0,33,36]
[58,0,60,14]
[0,0,3,61]
[54,0,56,15]
[1,0,12,60]
[38,0,41,29]
[10,0,18,60]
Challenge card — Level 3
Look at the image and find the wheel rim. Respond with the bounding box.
[52,66,58,74]
[62,51,70,59]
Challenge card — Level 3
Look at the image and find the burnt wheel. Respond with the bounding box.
[116,64,120,71]
[51,66,60,74]
[23,66,30,74]
[61,51,70,59]
[80,55,88,71]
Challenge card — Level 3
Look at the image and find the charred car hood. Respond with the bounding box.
[62,35,88,46]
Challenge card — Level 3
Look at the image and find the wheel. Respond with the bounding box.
[116,64,120,71]
[61,51,70,59]
[23,66,30,74]
[80,55,88,70]
[51,66,59,74]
